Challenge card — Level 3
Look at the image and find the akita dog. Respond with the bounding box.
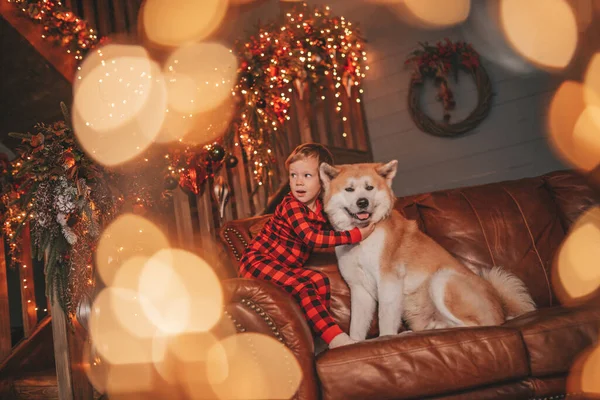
[319,160,536,340]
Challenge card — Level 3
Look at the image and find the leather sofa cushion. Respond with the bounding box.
[316,327,529,400]
[504,305,600,377]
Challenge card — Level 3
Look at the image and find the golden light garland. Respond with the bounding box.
[6,0,102,61]
[230,3,369,185]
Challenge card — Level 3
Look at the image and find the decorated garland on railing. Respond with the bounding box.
[405,39,492,137]
[1,104,112,315]
[0,1,369,316]
[6,0,369,186]
[7,0,104,61]
[0,104,238,316]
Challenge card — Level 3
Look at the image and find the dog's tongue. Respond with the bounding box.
[356,212,370,220]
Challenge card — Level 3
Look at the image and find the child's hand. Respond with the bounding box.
[359,223,376,240]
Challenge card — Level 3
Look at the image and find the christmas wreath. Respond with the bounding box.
[405,39,492,137]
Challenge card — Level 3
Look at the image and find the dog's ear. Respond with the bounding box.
[376,160,398,187]
[319,163,340,189]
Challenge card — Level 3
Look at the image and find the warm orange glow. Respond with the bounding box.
[161,332,223,396]
[164,42,238,115]
[581,345,600,394]
[179,97,236,146]
[110,257,159,338]
[142,0,229,47]
[207,333,303,399]
[83,343,155,395]
[138,249,223,334]
[96,214,169,286]
[584,53,600,109]
[573,106,600,168]
[154,108,193,143]
[555,206,600,303]
[548,81,600,172]
[89,288,161,365]
[500,0,577,69]
[568,344,600,395]
[72,45,167,166]
[403,0,470,28]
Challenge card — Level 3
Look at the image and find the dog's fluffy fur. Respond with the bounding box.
[320,161,536,340]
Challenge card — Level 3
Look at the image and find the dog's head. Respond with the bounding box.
[319,160,398,231]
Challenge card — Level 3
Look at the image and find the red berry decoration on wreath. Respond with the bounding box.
[405,38,492,137]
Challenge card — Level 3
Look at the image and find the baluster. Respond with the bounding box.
[94,0,112,37]
[195,186,217,248]
[19,223,37,337]
[64,0,80,17]
[124,0,140,33]
[111,0,128,34]
[172,188,195,250]
[0,236,11,361]
[231,143,252,218]
[80,0,97,31]
[225,161,239,221]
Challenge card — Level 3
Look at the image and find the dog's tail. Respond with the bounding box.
[480,267,536,320]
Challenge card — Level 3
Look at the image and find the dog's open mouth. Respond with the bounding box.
[345,207,371,221]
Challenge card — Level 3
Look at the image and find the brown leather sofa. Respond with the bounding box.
[218,170,600,400]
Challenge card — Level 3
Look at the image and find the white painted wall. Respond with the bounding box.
[218,0,567,196]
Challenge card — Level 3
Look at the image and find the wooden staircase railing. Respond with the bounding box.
[1,1,374,398]
[172,74,374,251]
[0,224,45,361]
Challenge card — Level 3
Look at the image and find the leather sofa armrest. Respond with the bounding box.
[222,278,319,400]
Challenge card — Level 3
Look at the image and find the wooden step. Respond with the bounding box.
[11,369,59,400]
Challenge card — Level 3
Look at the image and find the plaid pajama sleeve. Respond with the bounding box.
[284,200,362,248]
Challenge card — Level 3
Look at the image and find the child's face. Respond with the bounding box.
[289,156,321,208]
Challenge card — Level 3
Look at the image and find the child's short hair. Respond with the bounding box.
[285,143,334,170]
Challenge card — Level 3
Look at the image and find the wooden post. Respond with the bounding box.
[19,224,37,337]
[51,294,74,400]
[48,260,94,400]
[0,238,11,361]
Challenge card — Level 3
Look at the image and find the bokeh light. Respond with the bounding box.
[461,0,535,74]
[548,81,600,172]
[89,287,162,365]
[554,206,600,304]
[584,53,600,109]
[95,213,169,286]
[178,97,236,146]
[500,0,577,69]
[72,44,167,166]
[154,108,194,143]
[403,0,470,28]
[139,249,223,335]
[207,333,303,399]
[164,42,238,115]
[141,0,229,47]
[568,344,600,396]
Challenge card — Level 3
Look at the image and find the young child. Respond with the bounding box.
[239,143,374,349]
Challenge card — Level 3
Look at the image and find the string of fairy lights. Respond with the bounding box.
[231,4,369,185]
[1,1,369,316]
[7,0,102,61]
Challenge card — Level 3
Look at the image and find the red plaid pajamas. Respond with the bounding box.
[239,193,361,343]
